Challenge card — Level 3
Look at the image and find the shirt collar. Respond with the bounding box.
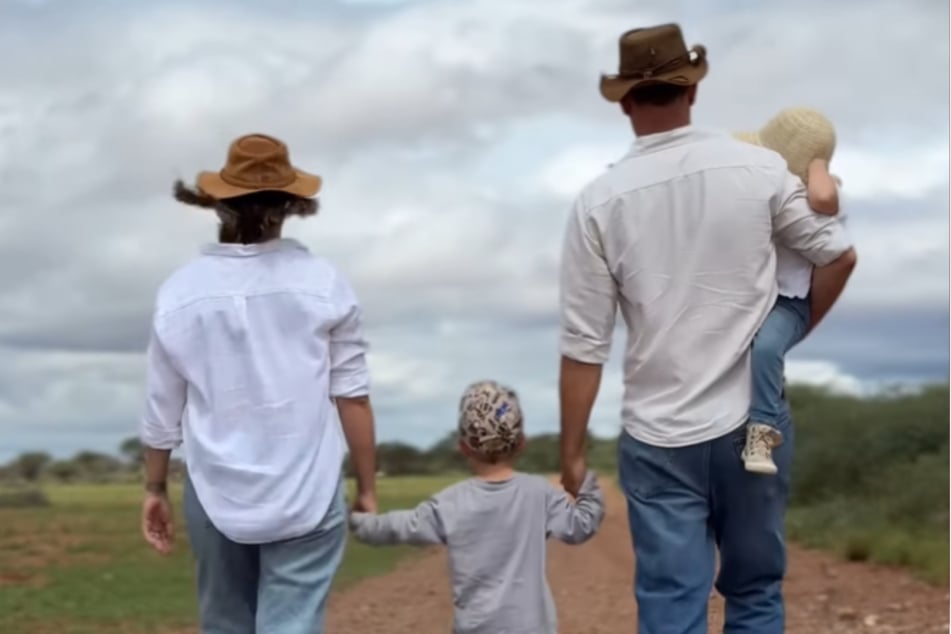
[621,124,700,160]
[201,238,309,258]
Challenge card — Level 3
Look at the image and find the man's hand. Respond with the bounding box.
[352,490,378,514]
[142,491,174,555]
[560,453,587,498]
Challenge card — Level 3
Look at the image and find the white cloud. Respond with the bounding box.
[0,0,946,457]
[786,359,867,396]
[835,145,949,200]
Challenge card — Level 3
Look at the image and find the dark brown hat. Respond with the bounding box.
[196,134,322,200]
[599,23,708,103]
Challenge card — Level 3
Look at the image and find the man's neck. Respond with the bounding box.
[630,107,691,137]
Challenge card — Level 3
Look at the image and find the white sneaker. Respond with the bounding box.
[741,422,783,475]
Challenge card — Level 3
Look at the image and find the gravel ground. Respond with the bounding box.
[326,481,949,633]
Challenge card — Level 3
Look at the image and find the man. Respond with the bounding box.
[558,24,856,634]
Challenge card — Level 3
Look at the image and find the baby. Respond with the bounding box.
[736,107,842,474]
[350,380,605,634]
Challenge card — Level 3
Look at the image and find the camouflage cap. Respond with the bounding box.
[458,380,524,459]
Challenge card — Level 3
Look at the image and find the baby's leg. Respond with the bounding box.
[745,297,810,474]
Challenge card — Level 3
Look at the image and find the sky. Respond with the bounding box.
[0,0,948,461]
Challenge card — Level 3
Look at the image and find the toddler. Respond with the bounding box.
[350,380,605,633]
[736,107,842,474]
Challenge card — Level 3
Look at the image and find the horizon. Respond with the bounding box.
[2,381,946,464]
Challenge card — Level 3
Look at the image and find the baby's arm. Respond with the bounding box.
[350,498,445,547]
[806,159,839,216]
[545,471,605,544]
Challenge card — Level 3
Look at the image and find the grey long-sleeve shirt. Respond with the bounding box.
[350,471,604,634]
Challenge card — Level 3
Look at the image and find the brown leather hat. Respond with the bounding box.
[196,134,322,200]
[599,23,708,103]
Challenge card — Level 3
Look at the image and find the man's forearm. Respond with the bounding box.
[337,396,377,496]
[559,356,603,462]
[809,248,857,332]
[144,447,171,494]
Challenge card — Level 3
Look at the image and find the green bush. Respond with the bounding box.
[787,384,949,583]
[0,488,51,509]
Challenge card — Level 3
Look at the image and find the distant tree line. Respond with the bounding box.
[2,384,947,491]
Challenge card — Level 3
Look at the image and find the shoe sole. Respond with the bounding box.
[743,460,778,475]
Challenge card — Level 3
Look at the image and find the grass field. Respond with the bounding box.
[0,476,457,634]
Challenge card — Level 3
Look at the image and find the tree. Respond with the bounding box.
[14,452,52,482]
[377,442,428,476]
[119,437,145,468]
[71,451,122,482]
[47,460,79,483]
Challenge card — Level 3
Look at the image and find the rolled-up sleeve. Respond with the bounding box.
[329,272,370,398]
[141,321,186,450]
[559,196,618,364]
[771,170,852,266]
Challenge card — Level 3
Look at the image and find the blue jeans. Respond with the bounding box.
[183,476,347,634]
[750,295,809,427]
[619,408,793,634]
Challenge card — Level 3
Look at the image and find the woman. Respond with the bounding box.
[139,133,378,633]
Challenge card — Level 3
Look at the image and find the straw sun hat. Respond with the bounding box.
[735,107,836,183]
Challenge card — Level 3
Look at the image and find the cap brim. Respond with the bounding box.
[196,169,322,200]
[599,58,708,103]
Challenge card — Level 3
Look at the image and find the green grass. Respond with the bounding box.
[0,476,457,634]
[787,501,949,585]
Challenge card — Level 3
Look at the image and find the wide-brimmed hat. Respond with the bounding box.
[599,23,708,103]
[735,107,836,182]
[196,134,322,200]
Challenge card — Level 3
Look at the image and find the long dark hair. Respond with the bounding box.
[173,181,319,244]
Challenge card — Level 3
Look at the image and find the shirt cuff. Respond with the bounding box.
[560,331,611,365]
[330,369,371,399]
[140,421,182,450]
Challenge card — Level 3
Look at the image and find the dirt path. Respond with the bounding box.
[326,482,949,633]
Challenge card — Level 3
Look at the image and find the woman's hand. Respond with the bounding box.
[142,491,175,554]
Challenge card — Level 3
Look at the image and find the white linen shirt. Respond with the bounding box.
[776,202,848,299]
[560,126,851,447]
[140,238,370,544]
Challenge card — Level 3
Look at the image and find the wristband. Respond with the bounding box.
[146,481,168,495]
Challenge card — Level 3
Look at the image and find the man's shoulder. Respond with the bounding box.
[574,129,786,213]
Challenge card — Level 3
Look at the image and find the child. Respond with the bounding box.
[735,107,843,474]
[350,380,605,633]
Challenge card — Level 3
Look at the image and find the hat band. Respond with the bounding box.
[219,166,297,190]
[617,45,705,80]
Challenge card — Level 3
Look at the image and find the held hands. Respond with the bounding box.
[141,492,174,555]
[352,490,378,514]
[560,453,588,498]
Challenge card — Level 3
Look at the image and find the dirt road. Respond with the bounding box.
[326,482,948,633]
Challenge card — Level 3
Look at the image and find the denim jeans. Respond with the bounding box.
[619,407,793,634]
[183,475,347,634]
[750,295,809,427]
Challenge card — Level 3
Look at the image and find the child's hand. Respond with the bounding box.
[806,158,839,215]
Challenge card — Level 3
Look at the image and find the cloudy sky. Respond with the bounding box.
[1,0,948,461]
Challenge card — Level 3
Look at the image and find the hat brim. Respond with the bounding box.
[196,169,322,200]
[599,58,708,103]
[733,130,761,146]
